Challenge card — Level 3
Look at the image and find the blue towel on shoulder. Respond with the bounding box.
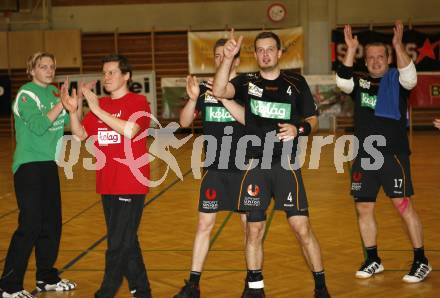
[374,68,401,120]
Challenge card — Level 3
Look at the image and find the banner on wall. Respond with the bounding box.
[305,75,353,117]
[332,29,440,72]
[188,27,304,74]
[0,75,11,116]
[409,73,440,107]
[55,71,157,126]
[161,77,187,120]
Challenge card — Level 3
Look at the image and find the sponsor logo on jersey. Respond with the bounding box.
[250,98,291,120]
[360,93,377,109]
[204,92,218,103]
[205,188,217,201]
[205,106,235,122]
[247,184,260,197]
[203,188,219,210]
[248,82,263,97]
[98,130,121,145]
[351,171,362,191]
[359,79,371,89]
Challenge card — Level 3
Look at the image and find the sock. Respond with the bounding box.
[189,271,201,285]
[312,271,326,290]
[365,245,379,261]
[413,247,426,263]
[247,269,264,289]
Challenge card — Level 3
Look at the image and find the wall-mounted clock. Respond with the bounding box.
[267,3,287,23]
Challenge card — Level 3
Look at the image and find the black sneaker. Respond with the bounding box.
[173,280,200,298]
[402,259,432,283]
[242,288,265,298]
[355,259,384,279]
[314,287,330,298]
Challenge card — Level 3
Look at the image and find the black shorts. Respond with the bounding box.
[198,169,242,213]
[238,158,309,216]
[351,154,414,202]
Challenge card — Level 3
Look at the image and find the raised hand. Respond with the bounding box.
[82,88,100,112]
[186,75,200,101]
[392,20,404,49]
[223,28,243,59]
[344,24,359,50]
[434,119,440,130]
[77,80,96,100]
[60,77,78,113]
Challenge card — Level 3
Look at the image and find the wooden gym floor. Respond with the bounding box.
[0,131,439,297]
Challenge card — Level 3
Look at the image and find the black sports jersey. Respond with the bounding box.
[195,81,245,170]
[337,65,410,155]
[231,70,317,159]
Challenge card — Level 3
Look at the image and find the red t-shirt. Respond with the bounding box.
[82,92,150,195]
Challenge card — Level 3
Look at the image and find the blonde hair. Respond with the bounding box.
[26,52,56,78]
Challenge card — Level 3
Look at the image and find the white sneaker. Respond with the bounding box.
[355,259,384,278]
[36,279,77,291]
[402,260,432,283]
[1,290,35,298]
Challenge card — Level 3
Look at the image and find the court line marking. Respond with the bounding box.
[58,169,193,275]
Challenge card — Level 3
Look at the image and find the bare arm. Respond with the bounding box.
[392,20,417,90]
[277,115,318,142]
[212,29,242,99]
[336,24,358,94]
[342,24,358,67]
[82,89,140,139]
[220,98,245,125]
[179,75,199,127]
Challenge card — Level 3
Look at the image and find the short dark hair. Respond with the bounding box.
[102,54,133,79]
[365,42,390,57]
[254,31,282,51]
[213,38,240,59]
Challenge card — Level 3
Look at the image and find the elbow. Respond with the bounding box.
[212,86,223,98]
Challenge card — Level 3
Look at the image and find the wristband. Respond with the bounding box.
[297,121,312,136]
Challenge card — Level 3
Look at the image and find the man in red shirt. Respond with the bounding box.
[62,54,151,298]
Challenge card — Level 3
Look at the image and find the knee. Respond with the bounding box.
[197,216,215,234]
[393,197,413,217]
[291,221,312,244]
[356,203,374,218]
[247,223,265,243]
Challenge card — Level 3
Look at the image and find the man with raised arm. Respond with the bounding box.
[212,30,330,298]
[62,54,152,298]
[336,21,431,283]
[173,38,249,298]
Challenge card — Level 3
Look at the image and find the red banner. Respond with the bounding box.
[409,73,440,107]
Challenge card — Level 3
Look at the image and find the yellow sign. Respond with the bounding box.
[188,27,303,74]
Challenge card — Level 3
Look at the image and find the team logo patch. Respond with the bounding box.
[248,82,263,97]
[359,79,371,89]
[250,98,291,120]
[360,93,377,109]
[98,129,121,145]
[202,188,219,210]
[247,184,260,197]
[352,172,362,182]
[21,96,27,103]
[205,188,217,201]
[205,106,235,122]
[204,92,218,103]
[351,171,362,191]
